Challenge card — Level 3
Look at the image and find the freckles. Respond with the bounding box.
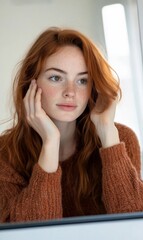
[37,78,58,97]
[42,87,57,97]
[79,89,89,100]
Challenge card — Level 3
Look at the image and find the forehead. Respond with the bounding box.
[44,46,87,71]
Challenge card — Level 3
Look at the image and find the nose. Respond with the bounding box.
[62,82,76,98]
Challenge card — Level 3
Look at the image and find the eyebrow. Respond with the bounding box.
[45,67,88,76]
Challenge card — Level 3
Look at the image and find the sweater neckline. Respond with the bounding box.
[59,149,78,167]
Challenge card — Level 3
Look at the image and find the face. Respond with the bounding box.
[37,45,90,123]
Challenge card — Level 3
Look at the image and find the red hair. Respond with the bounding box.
[0,27,120,214]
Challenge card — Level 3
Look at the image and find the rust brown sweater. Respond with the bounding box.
[0,123,143,223]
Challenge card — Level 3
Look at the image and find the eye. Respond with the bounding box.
[49,75,62,82]
[77,78,88,85]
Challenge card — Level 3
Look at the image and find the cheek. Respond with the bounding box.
[37,79,58,98]
[40,86,59,107]
[42,87,57,97]
[79,89,89,104]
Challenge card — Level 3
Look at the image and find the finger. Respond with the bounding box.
[23,82,32,117]
[28,80,37,116]
[35,88,43,115]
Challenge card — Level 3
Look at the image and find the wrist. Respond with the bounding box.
[42,132,60,146]
[38,138,60,173]
[99,125,120,148]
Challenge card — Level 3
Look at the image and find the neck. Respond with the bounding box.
[52,120,77,161]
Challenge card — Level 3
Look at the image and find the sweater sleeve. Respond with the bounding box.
[100,123,143,213]
[0,160,62,223]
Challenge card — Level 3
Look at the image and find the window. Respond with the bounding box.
[101,3,143,159]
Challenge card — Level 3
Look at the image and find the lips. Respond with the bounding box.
[57,103,77,107]
[56,103,77,111]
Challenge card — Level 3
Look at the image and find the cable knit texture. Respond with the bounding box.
[0,123,143,223]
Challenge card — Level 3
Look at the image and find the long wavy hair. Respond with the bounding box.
[0,27,120,214]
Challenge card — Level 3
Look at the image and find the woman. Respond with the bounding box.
[0,27,142,223]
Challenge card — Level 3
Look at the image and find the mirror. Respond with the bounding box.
[0,0,143,225]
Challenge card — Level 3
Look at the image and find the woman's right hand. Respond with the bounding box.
[23,80,60,173]
[23,80,60,144]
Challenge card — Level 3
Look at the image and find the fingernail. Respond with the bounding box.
[31,79,36,85]
[38,87,42,92]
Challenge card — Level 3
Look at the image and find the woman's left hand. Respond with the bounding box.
[90,95,120,148]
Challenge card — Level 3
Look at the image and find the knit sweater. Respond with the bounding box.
[0,123,143,223]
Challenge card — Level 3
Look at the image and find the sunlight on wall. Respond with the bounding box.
[102,3,143,175]
[102,4,141,145]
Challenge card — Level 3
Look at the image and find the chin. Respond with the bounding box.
[53,117,77,122]
[50,113,80,123]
